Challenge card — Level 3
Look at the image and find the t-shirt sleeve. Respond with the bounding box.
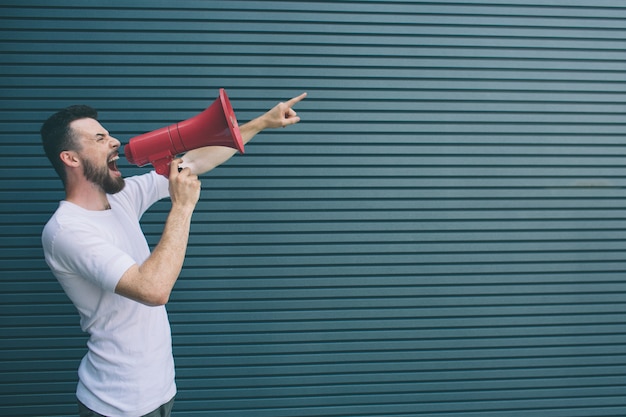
[44,220,137,293]
[112,171,170,218]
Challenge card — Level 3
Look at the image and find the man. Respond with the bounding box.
[40,92,307,417]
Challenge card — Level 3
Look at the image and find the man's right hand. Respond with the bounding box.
[168,157,201,211]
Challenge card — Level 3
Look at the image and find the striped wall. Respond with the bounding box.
[2,1,626,416]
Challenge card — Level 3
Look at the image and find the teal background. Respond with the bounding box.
[2,1,626,416]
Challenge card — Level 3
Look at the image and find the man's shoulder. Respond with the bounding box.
[109,171,169,213]
[121,171,167,193]
[42,201,107,239]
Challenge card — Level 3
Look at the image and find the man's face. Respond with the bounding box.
[69,118,125,194]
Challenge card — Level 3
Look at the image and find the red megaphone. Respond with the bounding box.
[124,88,244,177]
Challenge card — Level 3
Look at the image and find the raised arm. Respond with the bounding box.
[180,92,307,175]
[115,159,201,305]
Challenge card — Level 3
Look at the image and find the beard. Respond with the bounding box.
[82,157,125,194]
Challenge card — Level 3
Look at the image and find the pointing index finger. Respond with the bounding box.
[285,92,307,108]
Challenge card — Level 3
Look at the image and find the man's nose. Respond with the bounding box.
[110,136,121,148]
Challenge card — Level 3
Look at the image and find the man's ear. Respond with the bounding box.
[59,150,80,168]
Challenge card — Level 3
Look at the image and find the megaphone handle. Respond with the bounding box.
[152,156,174,178]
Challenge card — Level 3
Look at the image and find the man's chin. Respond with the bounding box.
[83,160,125,194]
[103,177,125,194]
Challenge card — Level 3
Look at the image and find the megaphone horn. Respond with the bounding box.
[124,88,244,177]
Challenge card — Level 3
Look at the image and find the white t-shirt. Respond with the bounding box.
[42,171,175,417]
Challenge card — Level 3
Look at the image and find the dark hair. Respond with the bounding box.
[40,105,98,185]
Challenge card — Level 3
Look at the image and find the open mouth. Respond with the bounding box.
[108,154,120,172]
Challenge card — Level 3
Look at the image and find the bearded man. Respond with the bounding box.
[40,93,306,417]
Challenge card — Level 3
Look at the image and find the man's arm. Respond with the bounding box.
[115,159,201,306]
[114,93,306,305]
[180,92,307,175]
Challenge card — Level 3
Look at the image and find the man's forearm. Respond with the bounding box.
[181,93,306,176]
[180,115,266,176]
[115,204,194,306]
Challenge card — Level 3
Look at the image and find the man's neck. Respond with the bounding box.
[65,181,111,211]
